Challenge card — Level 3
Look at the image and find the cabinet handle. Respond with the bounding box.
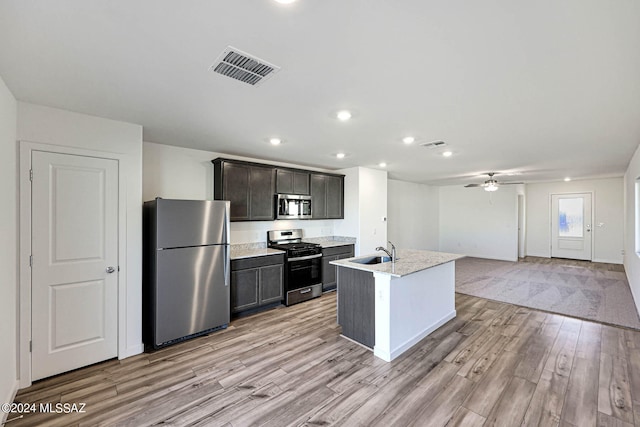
[300,288,312,294]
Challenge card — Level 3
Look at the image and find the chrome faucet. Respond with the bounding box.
[376,241,397,261]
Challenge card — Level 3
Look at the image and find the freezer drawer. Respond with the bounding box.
[153,245,229,346]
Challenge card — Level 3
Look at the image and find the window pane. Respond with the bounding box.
[558,198,583,237]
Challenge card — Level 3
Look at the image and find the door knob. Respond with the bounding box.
[106,266,116,274]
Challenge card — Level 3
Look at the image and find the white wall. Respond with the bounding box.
[439,185,519,261]
[358,168,388,255]
[334,167,387,255]
[334,167,360,252]
[387,179,439,251]
[0,76,18,418]
[143,142,342,244]
[624,144,640,315]
[526,178,624,263]
[17,102,144,359]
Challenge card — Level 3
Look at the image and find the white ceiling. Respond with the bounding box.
[1,0,639,185]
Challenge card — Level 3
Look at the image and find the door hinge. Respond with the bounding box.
[29,255,33,267]
[29,169,33,181]
[29,341,32,352]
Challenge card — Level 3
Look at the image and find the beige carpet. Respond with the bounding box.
[455,256,640,330]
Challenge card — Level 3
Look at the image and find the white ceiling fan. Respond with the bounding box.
[464,172,523,192]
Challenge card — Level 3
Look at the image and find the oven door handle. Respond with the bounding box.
[288,253,322,261]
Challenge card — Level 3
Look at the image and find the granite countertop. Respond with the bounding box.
[330,249,464,278]
[318,241,356,249]
[304,236,356,248]
[230,247,285,260]
[229,236,355,259]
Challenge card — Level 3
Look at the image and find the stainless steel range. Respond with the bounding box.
[267,229,322,306]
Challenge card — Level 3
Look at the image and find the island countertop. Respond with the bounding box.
[330,249,464,278]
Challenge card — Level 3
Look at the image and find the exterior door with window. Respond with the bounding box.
[551,193,592,260]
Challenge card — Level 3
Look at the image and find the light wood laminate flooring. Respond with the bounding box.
[9,292,640,426]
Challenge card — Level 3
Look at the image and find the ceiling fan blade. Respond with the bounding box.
[464,184,483,188]
[499,182,524,185]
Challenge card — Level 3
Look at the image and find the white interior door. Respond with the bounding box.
[551,193,592,261]
[31,151,119,381]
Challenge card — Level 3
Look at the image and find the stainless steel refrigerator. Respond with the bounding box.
[143,198,230,349]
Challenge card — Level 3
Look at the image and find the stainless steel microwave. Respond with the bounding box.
[276,194,312,220]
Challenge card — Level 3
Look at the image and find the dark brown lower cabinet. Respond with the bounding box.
[321,244,355,292]
[336,266,375,348]
[231,254,284,315]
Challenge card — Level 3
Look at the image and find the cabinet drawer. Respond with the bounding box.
[321,244,354,257]
[231,253,285,270]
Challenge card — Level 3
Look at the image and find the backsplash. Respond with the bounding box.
[229,219,340,245]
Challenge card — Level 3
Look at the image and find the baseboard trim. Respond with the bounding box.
[119,343,144,360]
[1,380,20,425]
[374,310,457,362]
[463,254,518,262]
[592,258,623,265]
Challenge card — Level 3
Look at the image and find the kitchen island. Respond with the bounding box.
[330,249,464,362]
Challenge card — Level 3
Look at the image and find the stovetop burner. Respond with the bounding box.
[266,229,321,256]
[270,242,320,251]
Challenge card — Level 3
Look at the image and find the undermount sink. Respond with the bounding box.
[351,255,392,265]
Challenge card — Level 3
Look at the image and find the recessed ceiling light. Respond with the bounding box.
[269,138,282,145]
[336,153,346,159]
[564,177,571,182]
[442,151,453,157]
[336,110,352,121]
[402,136,415,144]
[379,162,387,168]
[274,0,297,4]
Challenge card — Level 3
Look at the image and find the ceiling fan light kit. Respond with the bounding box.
[464,172,523,191]
[484,182,499,192]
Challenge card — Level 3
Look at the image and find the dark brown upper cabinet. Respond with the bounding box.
[310,173,344,219]
[212,158,343,221]
[213,158,275,221]
[276,169,310,195]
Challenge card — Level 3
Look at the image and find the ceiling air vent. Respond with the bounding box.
[420,141,447,148]
[210,46,280,86]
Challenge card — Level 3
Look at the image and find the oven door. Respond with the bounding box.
[287,254,321,290]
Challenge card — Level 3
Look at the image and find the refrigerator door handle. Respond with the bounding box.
[224,245,230,287]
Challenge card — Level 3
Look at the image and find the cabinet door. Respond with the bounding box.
[223,163,250,221]
[322,255,338,292]
[293,172,310,195]
[231,269,259,313]
[326,175,343,218]
[276,169,294,194]
[260,264,284,304]
[250,166,275,220]
[310,174,327,219]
